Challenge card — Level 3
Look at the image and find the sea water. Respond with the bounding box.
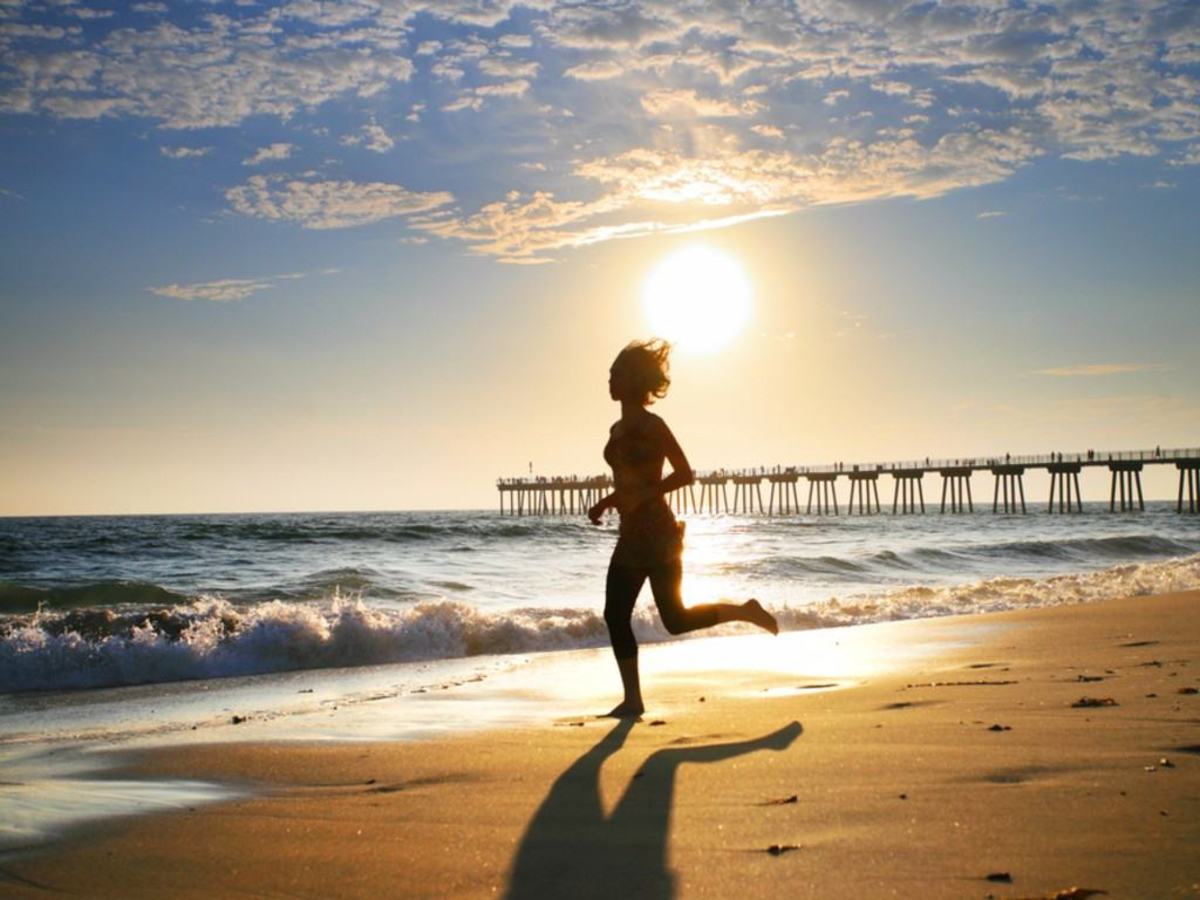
[2,505,1198,695]
[2,505,1198,848]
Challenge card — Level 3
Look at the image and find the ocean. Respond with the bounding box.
[2,505,1198,695]
[2,503,1199,849]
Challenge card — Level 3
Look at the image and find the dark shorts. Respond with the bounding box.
[611,499,684,571]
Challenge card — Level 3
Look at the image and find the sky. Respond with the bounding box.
[1,0,1198,515]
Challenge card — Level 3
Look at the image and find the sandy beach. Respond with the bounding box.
[3,590,1198,899]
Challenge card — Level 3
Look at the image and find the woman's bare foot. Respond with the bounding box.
[601,700,645,719]
[743,598,779,635]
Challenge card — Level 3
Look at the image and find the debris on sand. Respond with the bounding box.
[985,871,1012,883]
[765,843,800,856]
[1070,697,1118,708]
[988,724,1012,732]
[761,794,798,806]
[1076,675,1105,683]
[231,715,248,724]
[648,719,667,726]
[1178,687,1198,695]
[905,680,1017,688]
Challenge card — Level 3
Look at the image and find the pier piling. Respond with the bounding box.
[1108,462,1144,512]
[847,472,881,514]
[939,468,973,513]
[806,473,839,515]
[990,466,1027,514]
[1047,463,1083,513]
[731,475,764,515]
[498,447,1199,517]
[767,473,802,516]
[1178,460,1200,513]
[891,470,925,514]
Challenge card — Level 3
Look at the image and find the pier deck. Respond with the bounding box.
[497,447,1200,516]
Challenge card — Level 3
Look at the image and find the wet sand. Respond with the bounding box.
[3,590,1198,898]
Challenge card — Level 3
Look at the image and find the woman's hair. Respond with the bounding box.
[615,339,672,404]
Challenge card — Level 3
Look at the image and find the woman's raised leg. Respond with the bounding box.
[648,562,778,636]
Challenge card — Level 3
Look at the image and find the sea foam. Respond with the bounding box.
[3,553,1198,694]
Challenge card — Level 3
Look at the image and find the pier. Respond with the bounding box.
[497,447,1200,516]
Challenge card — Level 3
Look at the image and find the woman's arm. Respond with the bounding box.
[654,416,695,495]
[587,416,694,524]
[609,417,693,511]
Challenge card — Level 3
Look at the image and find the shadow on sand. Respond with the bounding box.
[505,718,803,899]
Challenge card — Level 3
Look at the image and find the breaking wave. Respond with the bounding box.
[3,554,1198,694]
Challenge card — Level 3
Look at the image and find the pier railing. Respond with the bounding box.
[497,447,1200,516]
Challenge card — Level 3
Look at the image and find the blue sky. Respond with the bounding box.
[1,0,1198,513]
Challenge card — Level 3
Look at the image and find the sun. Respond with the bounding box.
[642,246,753,354]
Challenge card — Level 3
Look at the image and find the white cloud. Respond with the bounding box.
[361,121,394,153]
[751,124,784,140]
[415,122,1042,260]
[0,11,415,128]
[478,55,539,79]
[160,145,212,159]
[226,175,454,229]
[640,88,761,119]
[148,269,333,302]
[563,58,624,81]
[3,0,1198,264]
[66,8,115,20]
[977,210,1005,219]
[442,77,531,112]
[243,143,295,166]
[1168,144,1200,166]
[148,277,277,302]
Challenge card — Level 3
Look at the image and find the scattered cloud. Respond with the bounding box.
[362,122,394,153]
[641,88,760,119]
[0,10,415,128]
[340,120,398,154]
[1036,363,1164,377]
[977,210,1005,219]
[160,146,212,159]
[149,275,285,302]
[226,175,454,229]
[243,143,294,166]
[751,124,784,140]
[147,269,335,302]
[1,0,1197,262]
[1168,144,1200,167]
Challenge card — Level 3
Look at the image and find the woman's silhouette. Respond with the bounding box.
[589,340,778,717]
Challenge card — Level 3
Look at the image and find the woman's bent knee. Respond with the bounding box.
[658,611,687,635]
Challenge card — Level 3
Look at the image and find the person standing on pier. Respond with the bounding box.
[588,339,778,718]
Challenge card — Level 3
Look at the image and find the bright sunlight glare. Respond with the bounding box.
[642,246,753,354]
